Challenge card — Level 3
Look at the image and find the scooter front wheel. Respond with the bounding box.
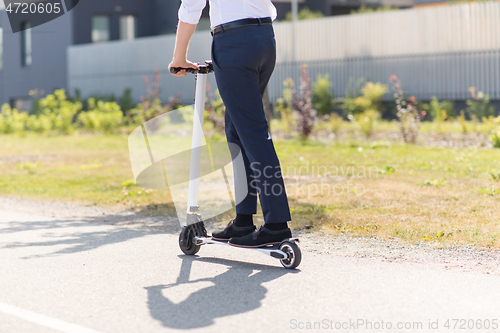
[179,226,200,255]
[279,240,302,269]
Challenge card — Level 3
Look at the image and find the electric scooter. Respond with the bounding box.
[170,61,302,269]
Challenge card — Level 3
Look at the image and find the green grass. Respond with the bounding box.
[1,132,500,249]
[0,134,138,204]
[276,140,500,248]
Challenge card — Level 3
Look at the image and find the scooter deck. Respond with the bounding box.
[194,237,231,246]
[194,237,279,248]
[193,236,298,260]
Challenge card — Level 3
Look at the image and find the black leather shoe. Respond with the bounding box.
[212,220,256,241]
[228,225,292,248]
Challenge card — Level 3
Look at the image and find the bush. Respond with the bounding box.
[340,78,365,116]
[423,96,456,134]
[329,113,343,138]
[120,88,134,113]
[491,116,500,148]
[205,88,225,134]
[390,75,423,143]
[25,114,52,133]
[359,82,388,113]
[274,78,296,132]
[351,5,397,14]
[0,104,27,134]
[285,7,324,21]
[492,129,500,148]
[77,98,123,133]
[312,73,333,116]
[457,110,469,134]
[130,69,180,126]
[466,87,495,120]
[340,80,387,117]
[38,89,82,134]
[340,81,387,137]
[478,116,498,137]
[293,65,317,139]
[425,96,455,121]
[130,98,164,126]
[352,109,379,137]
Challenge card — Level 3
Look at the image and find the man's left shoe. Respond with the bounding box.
[228,225,292,248]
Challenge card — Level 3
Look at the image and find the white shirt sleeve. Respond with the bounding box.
[178,0,207,25]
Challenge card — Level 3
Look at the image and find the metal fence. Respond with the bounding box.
[68,2,500,104]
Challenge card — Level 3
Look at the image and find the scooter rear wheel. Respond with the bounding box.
[179,226,200,255]
[279,240,302,269]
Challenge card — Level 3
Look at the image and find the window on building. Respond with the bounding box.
[92,15,110,43]
[120,15,137,40]
[21,22,32,66]
[12,97,33,114]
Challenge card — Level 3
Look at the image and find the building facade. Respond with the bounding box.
[0,0,182,110]
[0,0,447,111]
[273,0,414,18]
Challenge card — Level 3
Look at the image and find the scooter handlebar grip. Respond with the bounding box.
[170,67,197,74]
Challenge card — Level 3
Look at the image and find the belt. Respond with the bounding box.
[211,17,272,36]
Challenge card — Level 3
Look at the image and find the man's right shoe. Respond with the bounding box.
[228,225,292,248]
[211,220,256,241]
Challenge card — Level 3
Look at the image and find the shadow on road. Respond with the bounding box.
[0,210,180,258]
[146,255,298,329]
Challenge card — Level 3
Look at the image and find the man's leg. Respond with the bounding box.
[212,25,291,226]
[224,110,258,216]
[211,25,292,247]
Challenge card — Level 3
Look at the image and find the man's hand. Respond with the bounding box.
[168,59,199,77]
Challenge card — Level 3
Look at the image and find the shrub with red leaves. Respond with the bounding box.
[293,64,317,139]
[390,75,425,143]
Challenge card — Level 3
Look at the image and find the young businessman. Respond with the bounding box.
[169,0,292,248]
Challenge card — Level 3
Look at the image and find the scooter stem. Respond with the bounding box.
[186,72,208,224]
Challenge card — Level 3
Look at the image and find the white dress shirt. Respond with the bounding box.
[178,0,277,30]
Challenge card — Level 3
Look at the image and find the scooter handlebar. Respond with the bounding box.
[170,67,198,74]
[170,61,214,75]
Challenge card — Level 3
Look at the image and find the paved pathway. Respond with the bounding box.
[1,208,500,332]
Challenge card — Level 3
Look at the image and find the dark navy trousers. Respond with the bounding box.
[211,24,291,224]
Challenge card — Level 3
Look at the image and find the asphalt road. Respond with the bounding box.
[1,207,500,333]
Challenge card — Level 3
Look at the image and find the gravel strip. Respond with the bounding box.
[2,197,499,276]
[297,231,500,276]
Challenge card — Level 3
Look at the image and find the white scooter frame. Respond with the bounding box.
[170,61,301,269]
